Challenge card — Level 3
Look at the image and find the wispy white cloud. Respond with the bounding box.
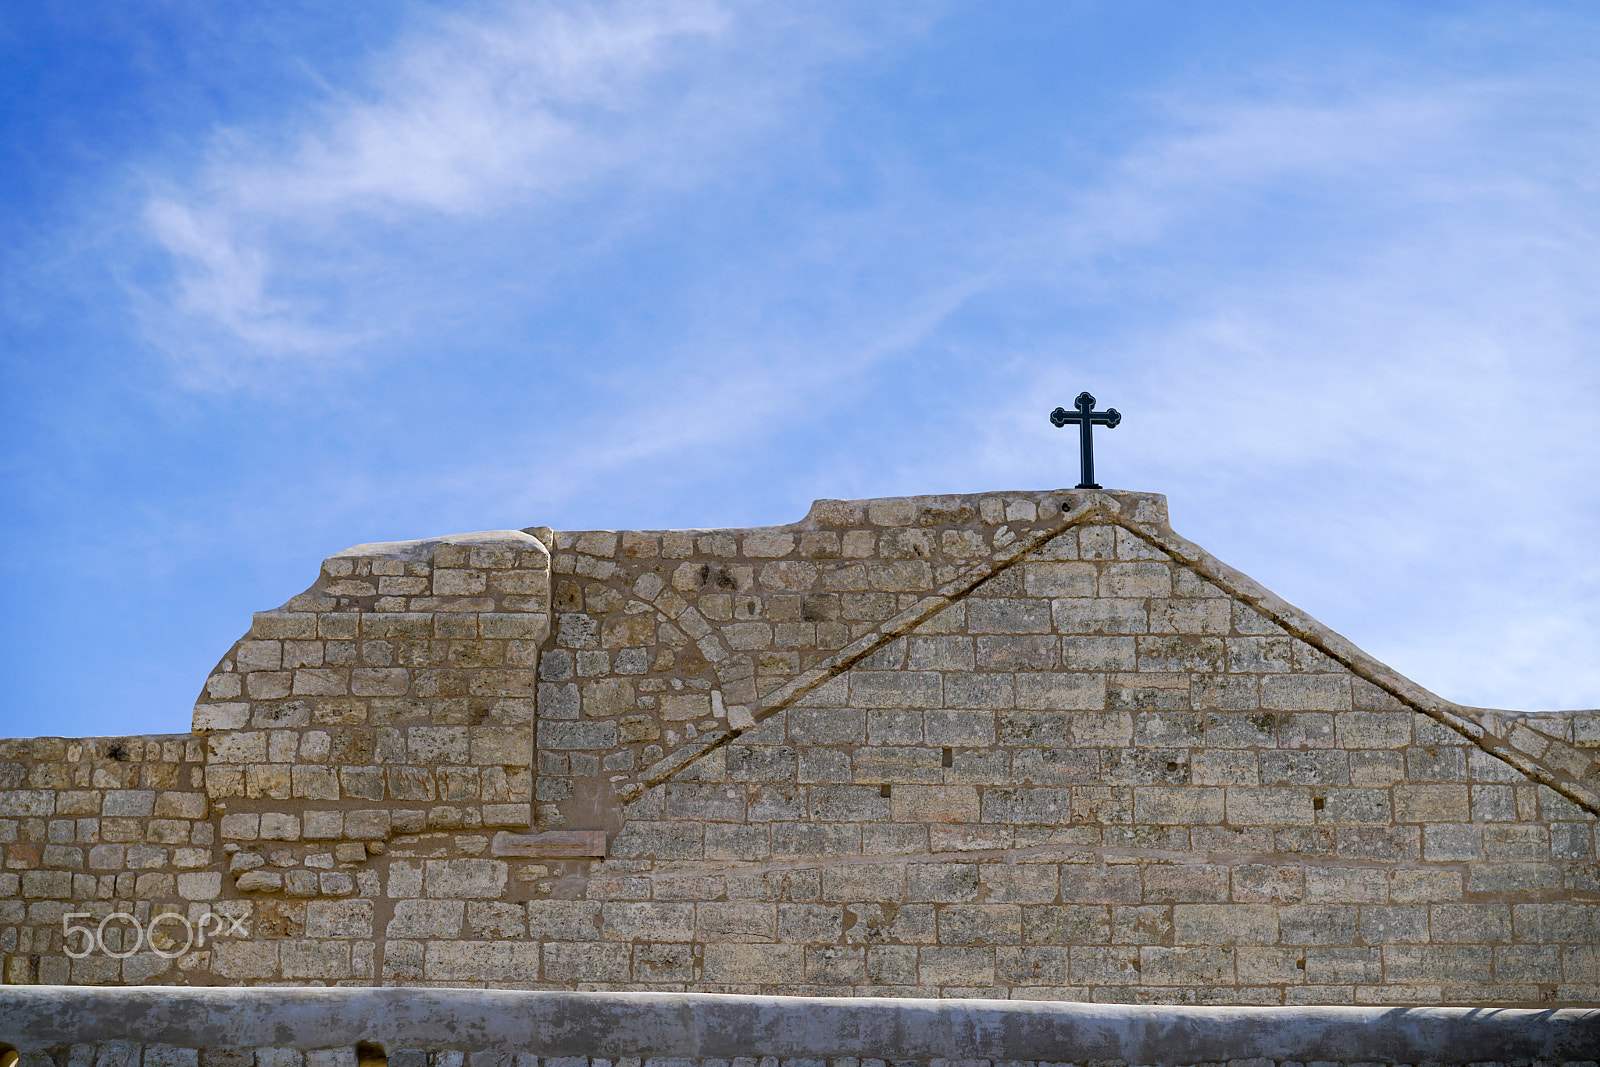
[133,0,817,380]
[123,1,1600,715]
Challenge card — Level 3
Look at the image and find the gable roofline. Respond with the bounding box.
[621,488,1598,817]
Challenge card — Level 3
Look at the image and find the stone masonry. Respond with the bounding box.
[2,489,1598,1006]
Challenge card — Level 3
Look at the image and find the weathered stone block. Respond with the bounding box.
[425,940,542,981]
[848,672,943,708]
[1013,674,1106,711]
[1134,787,1223,825]
[1140,945,1233,985]
[1260,675,1351,712]
[702,943,803,984]
[1226,787,1315,826]
[424,858,507,899]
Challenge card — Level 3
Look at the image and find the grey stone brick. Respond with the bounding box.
[1052,598,1147,634]
[918,945,995,985]
[1013,674,1106,711]
[809,784,890,822]
[981,787,1072,825]
[1142,864,1229,903]
[1279,905,1358,946]
[939,904,1022,945]
[1059,865,1142,904]
[907,862,979,903]
[771,821,859,859]
[1136,635,1226,673]
[1260,675,1351,712]
[1024,904,1110,944]
[1140,945,1234,985]
[909,636,975,672]
[849,672,942,708]
[1011,747,1100,784]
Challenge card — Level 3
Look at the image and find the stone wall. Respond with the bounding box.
[1,489,1597,1007]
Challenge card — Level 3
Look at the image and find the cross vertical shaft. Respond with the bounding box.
[1050,392,1122,489]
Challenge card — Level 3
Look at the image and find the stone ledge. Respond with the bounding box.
[1,987,1595,1061]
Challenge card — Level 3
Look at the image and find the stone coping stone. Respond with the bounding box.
[1,988,1595,1062]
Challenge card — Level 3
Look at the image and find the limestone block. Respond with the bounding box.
[1013,674,1105,711]
[424,940,541,981]
[423,858,507,899]
[696,901,777,942]
[1140,945,1234,985]
[1226,787,1315,826]
[1260,674,1351,712]
[387,900,465,938]
[1143,864,1229,903]
[1135,787,1224,825]
[968,598,1052,634]
[701,942,804,984]
[919,945,995,986]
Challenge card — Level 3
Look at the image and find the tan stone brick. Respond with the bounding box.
[1393,783,1469,823]
[1058,635,1135,671]
[1025,904,1110,944]
[1143,864,1229,903]
[1237,946,1307,985]
[1279,904,1358,945]
[1023,562,1096,597]
[236,641,283,672]
[891,785,978,823]
[1227,787,1315,826]
[1135,787,1223,825]
[1137,635,1225,672]
[471,726,531,765]
[1053,598,1147,634]
[760,560,820,591]
[904,635,972,671]
[208,731,267,764]
[1383,943,1492,984]
[527,899,602,940]
[176,871,222,900]
[702,942,803,983]
[941,904,1022,944]
[918,945,994,985]
[696,901,776,941]
[1305,866,1387,903]
[822,863,906,902]
[1059,864,1142,904]
[1360,904,1428,944]
[1174,904,1278,945]
[1260,675,1351,711]
[849,671,942,708]
[1070,945,1140,985]
[1470,860,1562,893]
[212,940,278,980]
[967,597,1050,634]
[1148,599,1231,634]
[1014,673,1106,710]
[424,858,506,898]
[1099,562,1172,598]
[601,901,695,942]
[1431,903,1512,943]
[425,940,542,981]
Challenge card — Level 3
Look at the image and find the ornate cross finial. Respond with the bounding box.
[1050,392,1122,489]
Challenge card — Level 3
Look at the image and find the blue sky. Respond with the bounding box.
[3,0,1598,738]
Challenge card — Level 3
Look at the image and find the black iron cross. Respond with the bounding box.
[1050,392,1122,489]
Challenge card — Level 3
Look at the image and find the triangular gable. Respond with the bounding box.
[627,490,1599,817]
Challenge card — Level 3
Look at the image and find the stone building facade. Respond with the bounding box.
[2,488,1597,1006]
